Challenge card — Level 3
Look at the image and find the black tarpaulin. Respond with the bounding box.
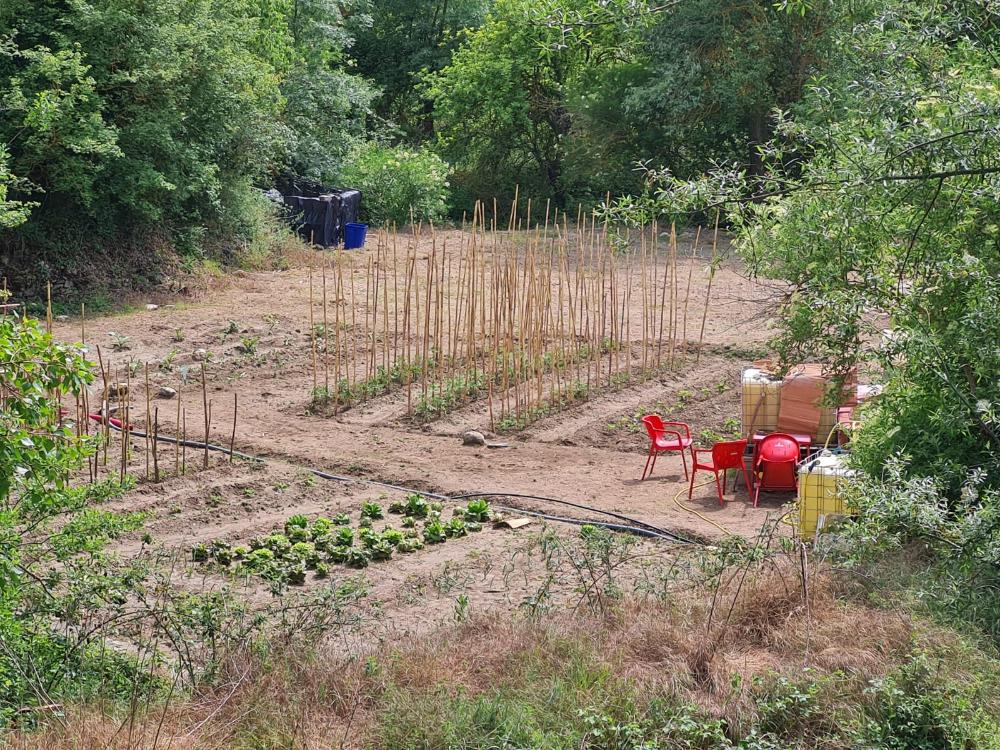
[277,180,362,247]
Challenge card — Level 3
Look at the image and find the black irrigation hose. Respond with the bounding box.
[108,423,700,545]
[448,491,698,545]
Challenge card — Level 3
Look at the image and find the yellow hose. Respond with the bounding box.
[672,477,735,536]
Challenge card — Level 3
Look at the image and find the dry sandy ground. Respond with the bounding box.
[50,228,790,633]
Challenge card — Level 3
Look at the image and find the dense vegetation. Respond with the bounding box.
[608,0,1000,642]
[2,0,999,745]
[1,0,848,297]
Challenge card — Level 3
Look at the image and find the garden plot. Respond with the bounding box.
[51,225,777,635]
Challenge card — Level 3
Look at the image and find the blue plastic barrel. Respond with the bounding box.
[344,222,368,250]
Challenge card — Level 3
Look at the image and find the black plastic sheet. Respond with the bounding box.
[276,178,361,247]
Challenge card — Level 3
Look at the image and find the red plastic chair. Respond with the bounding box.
[689,439,750,506]
[640,415,692,480]
[753,432,800,507]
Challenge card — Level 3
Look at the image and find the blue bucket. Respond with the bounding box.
[344,222,368,250]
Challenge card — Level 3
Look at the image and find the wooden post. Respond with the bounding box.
[201,363,210,469]
[229,392,238,463]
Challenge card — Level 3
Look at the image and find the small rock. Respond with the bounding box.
[108,383,128,399]
[192,348,208,361]
[55,315,69,322]
[157,386,177,399]
[145,304,159,311]
[462,430,487,447]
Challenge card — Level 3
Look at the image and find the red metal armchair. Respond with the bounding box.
[640,415,693,480]
[753,432,800,507]
[689,439,750,506]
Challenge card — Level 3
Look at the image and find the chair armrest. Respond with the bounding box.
[652,427,684,444]
[663,421,691,439]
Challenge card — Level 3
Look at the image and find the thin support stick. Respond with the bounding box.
[229,392,238,463]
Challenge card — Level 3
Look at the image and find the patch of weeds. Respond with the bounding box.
[237,335,259,355]
[453,594,470,622]
[159,349,179,373]
[698,428,724,446]
[723,417,741,435]
[108,332,131,351]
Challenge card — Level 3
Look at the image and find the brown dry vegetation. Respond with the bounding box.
[8,556,930,750]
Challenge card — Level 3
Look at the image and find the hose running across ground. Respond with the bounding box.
[92,415,702,545]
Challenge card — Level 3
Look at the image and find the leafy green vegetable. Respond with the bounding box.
[464,498,491,522]
[311,517,334,538]
[405,494,430,518]
[288,526,310,543]
[265,534,291,556]
[382,528,405,547]
[361,502,384,520]
[335,527,355,547]
[328,546,351,564]
[285,514,309,532]
[424,521,447,544]
[287,562,307,585]
[397,538,424,554]
[346,547,372,568]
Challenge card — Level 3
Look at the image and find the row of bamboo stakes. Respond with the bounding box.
[305,200,720,431]
[9,200,720,487]
[13,283,238,486]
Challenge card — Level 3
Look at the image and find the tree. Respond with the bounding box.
[351,0,489,140]
[0,0,376,297]
[623,0,839,178]
[0,145,31,228]
[271,0,378,182]
[427,0,639,211]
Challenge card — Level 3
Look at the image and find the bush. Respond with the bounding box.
[838,463,1000,645]
[339,144,450,226]
[0,315,143,723]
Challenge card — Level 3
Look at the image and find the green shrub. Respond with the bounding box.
[0,315,143,722]
[338,144,450,226]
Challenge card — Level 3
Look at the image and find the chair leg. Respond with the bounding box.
[649,450,658,478]
[642,447,653,480]
[714,471,725,507]
[753,474,762,508]
[679,448,689,481]
[688,464,697,499]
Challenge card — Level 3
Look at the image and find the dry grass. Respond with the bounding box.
[7,555,933,750]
